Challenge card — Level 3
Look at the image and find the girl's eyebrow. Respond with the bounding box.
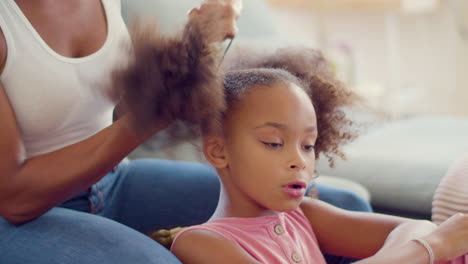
[254,122,316,132]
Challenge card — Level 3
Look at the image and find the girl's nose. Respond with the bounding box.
[289,150,306,170]
[290,163,306,170]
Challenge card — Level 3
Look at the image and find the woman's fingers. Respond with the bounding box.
[189,0,242,43]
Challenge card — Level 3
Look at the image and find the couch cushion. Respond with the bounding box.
[317,115,468,216]
[316,175,371,202]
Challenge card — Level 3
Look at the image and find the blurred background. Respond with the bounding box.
[125,0,468,118]
[123,0,468,219]
[262,0,468,118]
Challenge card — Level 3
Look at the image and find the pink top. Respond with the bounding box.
[171,207,467,264]
[171,208,326,264]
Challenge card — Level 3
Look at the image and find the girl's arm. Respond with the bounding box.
[299,197,433,259]
[301,197,468,263]
[356,213,468,263]
[171,229,261,264]
[352,241,434,264]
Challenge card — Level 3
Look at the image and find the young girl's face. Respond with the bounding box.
[220,81,318,215]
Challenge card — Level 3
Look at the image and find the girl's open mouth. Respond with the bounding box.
[282,182,306,198]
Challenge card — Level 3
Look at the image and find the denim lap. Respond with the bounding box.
[0,208,181,264]
[0,158,371,264]
[96,159,221,233]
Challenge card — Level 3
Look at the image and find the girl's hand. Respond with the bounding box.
[423,213,468,261]
[380,220,437,250]
[188,0,243,44]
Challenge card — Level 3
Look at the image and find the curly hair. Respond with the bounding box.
[110,21,358,166]
[221,48,359,166]
[110,20,225,142]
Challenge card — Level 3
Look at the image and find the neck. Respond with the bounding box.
[210,173,279,220]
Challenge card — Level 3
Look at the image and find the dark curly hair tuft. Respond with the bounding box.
[221,48,359,166]
[110,20,359,167]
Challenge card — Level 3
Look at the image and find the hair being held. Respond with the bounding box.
[110,19,225,142]
[110,0,242,142]
[111,27,359,165]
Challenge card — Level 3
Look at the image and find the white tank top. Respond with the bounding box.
[0,0,130,159]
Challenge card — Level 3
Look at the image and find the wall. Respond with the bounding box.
[268,2,468,117]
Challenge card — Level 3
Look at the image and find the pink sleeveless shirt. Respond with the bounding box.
[172,207,467,264]
[171,208,327,264]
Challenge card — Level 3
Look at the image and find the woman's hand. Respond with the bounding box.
[188,0,243,44]
[422,213,468,262]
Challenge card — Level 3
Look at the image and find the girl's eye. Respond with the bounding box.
[262,142,283,148]
[302,145,315,152]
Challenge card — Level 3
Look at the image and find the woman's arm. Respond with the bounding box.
[0,7,167,226]
[0,0,242,225]
[0,80,167,225]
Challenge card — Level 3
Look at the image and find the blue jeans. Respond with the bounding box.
[0,159,371,264]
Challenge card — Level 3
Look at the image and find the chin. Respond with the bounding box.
[272,201,302,212]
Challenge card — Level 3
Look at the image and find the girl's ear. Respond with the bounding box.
[203,136,228,169]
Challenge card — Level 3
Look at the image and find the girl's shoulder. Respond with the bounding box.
[300,196,408,258]
[171,226,260,264]
[299,196,336,221]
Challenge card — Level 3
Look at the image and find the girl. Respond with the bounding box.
[161,48,468,263]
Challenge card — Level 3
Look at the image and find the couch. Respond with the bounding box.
[317,115,468,219]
